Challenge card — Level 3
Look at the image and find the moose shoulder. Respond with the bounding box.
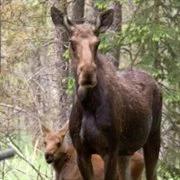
[51,6,162,180]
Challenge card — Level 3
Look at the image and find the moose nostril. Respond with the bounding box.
[45,153,54,163]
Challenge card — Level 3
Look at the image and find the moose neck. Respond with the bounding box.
[75,53,117,112]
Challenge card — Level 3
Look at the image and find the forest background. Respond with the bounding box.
[0,0,179,179]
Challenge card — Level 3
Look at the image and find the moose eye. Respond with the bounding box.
[44,141,47,146]
[57,142,61,147]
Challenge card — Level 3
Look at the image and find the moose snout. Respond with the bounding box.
[45,153,54,164]
[78,63,97,74]
[78,65,97,88]
[81,73,96,86]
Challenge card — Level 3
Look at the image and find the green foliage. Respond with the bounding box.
[95,0,108,10]
[66,76,75,95]
[0,134,52,180]
[2,0,50,65]
[158,161,180,180]
[118,0,180,99]
[63,49,70,61]
[99,34,114,53]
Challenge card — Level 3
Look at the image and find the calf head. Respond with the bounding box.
[41,121,69,164]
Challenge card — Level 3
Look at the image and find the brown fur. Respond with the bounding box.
[41,122,104,180]
[51,7,162,180]
[130,152,144,180]
[42,123,144,180]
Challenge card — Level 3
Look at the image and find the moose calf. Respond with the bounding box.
[42,122,144,180]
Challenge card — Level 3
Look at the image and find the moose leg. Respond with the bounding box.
[77,153,93,180]
[55,172,59,180]
[143,129,160,180]
[118,156,131,180]
[104,153,119,180]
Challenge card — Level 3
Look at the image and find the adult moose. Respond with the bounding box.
[51,6,162,180]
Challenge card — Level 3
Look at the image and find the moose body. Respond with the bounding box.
[70,57,162,180]
[51,7,162,180]
[75,65,158,155]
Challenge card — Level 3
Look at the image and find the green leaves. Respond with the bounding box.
[95,0,108,10]
[66,77,75,95]
[63,49,70,61]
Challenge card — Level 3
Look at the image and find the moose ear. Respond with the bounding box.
[96,9,114,33]
[41,124,51,136]
[51,6,64,26]
[51,6,74,32]
[59,120,69,138]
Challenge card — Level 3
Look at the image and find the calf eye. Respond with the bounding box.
[70,40,76,52]
[44,141,47,146]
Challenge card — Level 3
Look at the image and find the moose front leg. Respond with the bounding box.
[104,152,119,180]
[77,152,94,180]
[118,156,131,180]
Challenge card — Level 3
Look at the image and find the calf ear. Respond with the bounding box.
[41,124,51,136]
[51,6,74,32]
[59,120,69,138]
[96,9,114,33]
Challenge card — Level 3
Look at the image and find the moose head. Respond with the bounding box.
[51,7,114,98]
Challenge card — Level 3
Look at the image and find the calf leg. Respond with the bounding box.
[130,152,144,180]
[118,156,131,180]
[143,129,160,180]
[77,153,93,180]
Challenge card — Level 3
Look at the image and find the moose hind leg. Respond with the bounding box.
[143,129,160,180]
[77,153,93,180]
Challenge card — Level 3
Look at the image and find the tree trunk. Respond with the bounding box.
[47,0,86,129]
[109,2,122,68]
[72,0,85,21]
[84,0,96,23]
[48,0,70,128]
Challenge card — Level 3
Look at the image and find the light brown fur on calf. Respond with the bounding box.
[42,122,144,180]
[42,122,104,180]
[130,152,144,180]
